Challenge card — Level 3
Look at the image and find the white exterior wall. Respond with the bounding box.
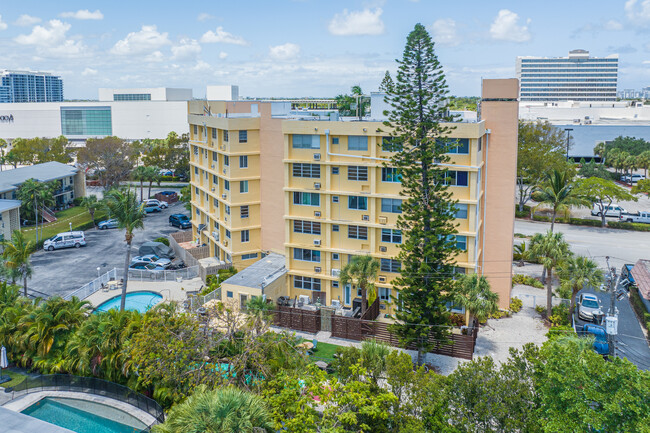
[0,101,189,142]
[206,85,239,101]
[98,87,192,101]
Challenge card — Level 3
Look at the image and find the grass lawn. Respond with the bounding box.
[305,339,341,361]
[21,206,108,244]
[0,370,28,388]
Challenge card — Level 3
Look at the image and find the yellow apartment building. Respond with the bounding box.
[187,79,519,311]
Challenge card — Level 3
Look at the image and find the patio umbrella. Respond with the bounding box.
[0,346,8,382]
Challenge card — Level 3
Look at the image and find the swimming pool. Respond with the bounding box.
[94,291,162,313]
[22,397,147,433]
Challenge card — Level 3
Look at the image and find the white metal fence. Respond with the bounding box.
[185,288,221,311]
[65,268,119,301]
[127,265,200,282]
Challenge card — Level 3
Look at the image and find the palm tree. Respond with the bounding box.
[532,169,589,232]
[339,255,380,315]
[593,142,606,163]
[528,231,571,318]
[513,242,528,267]
[132,166,148,202]
[153,385,272,433]
[144,166,162,199]
[638,150,650,178]
[80,195,101,228]
[557,256,603,315]
[452,273,499,325]
[1,230,35,297]
[103,188,145,311]
[16,178,52,243]
[245,296,272,336]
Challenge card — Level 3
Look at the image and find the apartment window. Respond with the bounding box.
[332,253,340,261]
[194,167,199,175]
[242,253,258,260]
[348,225,368,240]
[293,248,321,262]
[348,166,368,181]
[455,203,468,219]
[478,137,482,152]
[381,167,400,182]
[225,205,231,215]
[239,130,248,143]
[348,196,368,210]
[348,136,368,151]
[332,196,339,203]
[381,229,402,243]
[240,181,249,193]
[212,151,218,161]
[332,166,339,175]
[239,155,248,168]
[193,125,198,135]
[224,155,229,166]
[448,138,470,154]
[292,134,320,149]
[382,137,402,152]
[444,171,469,187]
[224,180,230,191]
[332,224,339,232]
[293,192,320,206]
[227,291,233,298]
[240,205,249,218]
[192,145,198,155]
[225,229,231,239]
[223,130,229,141]
[294,276,321,291]
[213,198,219,207]
[379,287,391,302]
[241,230,250,242]
[381,198,402,213]
[294,220,321,235]
[293,163,320,178]
[380,258,401,273]
[211,128,217,139]
[455,235,467,251]
[332,281,339,288]
[195,186,199,194]
[212,175,218,185]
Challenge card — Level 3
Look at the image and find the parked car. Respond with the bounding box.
[43,231,86,251]
[130,262,167,271]
[138,241,175,259]
[591,203,627,217]
[621,174,645,184]
[143,203,162,213]
[580,324,609,355]
[169,214,191,229]
[145,199,168,209]
[619,211,650,224]
[577,293,604,322]
[97,218,119,230]
[130,254,172,268]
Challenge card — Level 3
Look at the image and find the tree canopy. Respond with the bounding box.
[575,177,637,227]
[77,137,136,189]
[7,136,73,165]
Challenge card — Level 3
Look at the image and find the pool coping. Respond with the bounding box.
[2,390,158,427]
[92,290,164,313]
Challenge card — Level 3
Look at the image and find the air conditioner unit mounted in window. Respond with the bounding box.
[222,193,227,199]
[212,231,219,241]
[223,169,227,174]
[378,216,388,224]
[380,246,387,252]
[314,266,322,273]
[313,239,321,246]
[378,276,387,283]
[362,215,369,221]
[314,211,321,217]
[211,164,215,169]
[211,187,215,192]
[314,182,321,190]
[331,268,341,277]
[313,153,321,160]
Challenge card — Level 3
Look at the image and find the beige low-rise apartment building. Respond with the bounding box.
[188,79,518,311]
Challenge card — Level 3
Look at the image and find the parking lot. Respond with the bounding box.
[28,201,191,298]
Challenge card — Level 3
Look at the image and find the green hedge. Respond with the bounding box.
[569,218,603,227]
[607,221,650,232]
[528,214,650,232]
[512,274,544,289]
[515,205,532,219]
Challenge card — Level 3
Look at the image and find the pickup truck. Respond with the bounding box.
[619,211,650,224]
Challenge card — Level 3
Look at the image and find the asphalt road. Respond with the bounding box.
[28,202,191,298]
[574,287,650,370]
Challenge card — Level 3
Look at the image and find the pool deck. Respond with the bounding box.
[3,391,158,426]
[0,406,75,433]
[84,277,204,308]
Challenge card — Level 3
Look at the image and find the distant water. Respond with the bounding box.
[555,124,650,157]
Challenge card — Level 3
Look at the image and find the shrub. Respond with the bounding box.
[532,214,551,222]
[510,297,523,313]
[515,205,532,219]
[154,236,170,246]
[488,310,511,320]
[549,303,570,326]
[512,274,544,289]
[72,197,83,206]
[546,325,576,340]
[568,218,603,227]
[535,305,545,315]
[608,221,650,232]
[449,313,465,327]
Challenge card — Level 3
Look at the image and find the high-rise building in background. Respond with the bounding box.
[186,79,519,312]
[0,70,63,103]
[516,50,618,102]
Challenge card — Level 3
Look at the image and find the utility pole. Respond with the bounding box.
[605,256,619,358]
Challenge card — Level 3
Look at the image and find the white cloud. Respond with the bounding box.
[328,8,385,36]
[489,9,531,42]
[60,10,104,20]
[111,25,171,56]
[642,60,650,64]
[269,43,300,60]
[144,51,164,63]
[197,13,214,22]
[200,26,247,45]
[15,15,41,26]
[432,18,459,47]
[171,38,201,61]
[14,20,86,56]
[0,15,7,31]
[625,0,650,24]
[82,67,98,76]
[604,20,624,31]
[219,52,228,59]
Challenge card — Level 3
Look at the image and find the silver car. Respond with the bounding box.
[577,293,603,322]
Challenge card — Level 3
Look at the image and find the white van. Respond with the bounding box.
[591,203,626,218]
[43,231,87,251]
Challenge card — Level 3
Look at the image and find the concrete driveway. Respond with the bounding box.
[574,287,650,370]
[27,202,191,298]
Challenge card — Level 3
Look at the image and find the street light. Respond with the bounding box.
[564,128,573,162]
[97,267,101,278]
[69,222,72,232]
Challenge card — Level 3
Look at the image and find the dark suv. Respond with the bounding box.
[169,214,191,229]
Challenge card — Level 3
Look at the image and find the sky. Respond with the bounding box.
[0,0,648,99]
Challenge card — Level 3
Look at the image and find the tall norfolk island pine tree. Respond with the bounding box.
[385,24,459,365]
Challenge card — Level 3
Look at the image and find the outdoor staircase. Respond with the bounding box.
[39,206,57,223]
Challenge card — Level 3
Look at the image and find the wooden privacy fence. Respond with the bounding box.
[273,306,321,334]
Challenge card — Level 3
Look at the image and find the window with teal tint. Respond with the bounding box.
[224,180,230,191]
[292,134,320,149]
[444,171,469,187]
[348,195,367,210]
[381,198,402,213]
[241,230,250,242]
[242,253,258,260]
[240,180,248,193]
[380,258,401,273]
[293,192,320,206]
[239,130,248,143]
[113,93,151,101]
[381,229,401,243]
[332,137,339,145]
[224,155,229,166]
[294,248,321,262]
[61,107,112,136]
[382,167,401,182]
[212,128,217,139]
[382,137,402,152]
[348,135,368,151]
[223,130,229,141]
[455,235,467,250]
[239,155,248,168]
[455,203,468,219]
[294,276,321,291]
[448,138,470,154]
